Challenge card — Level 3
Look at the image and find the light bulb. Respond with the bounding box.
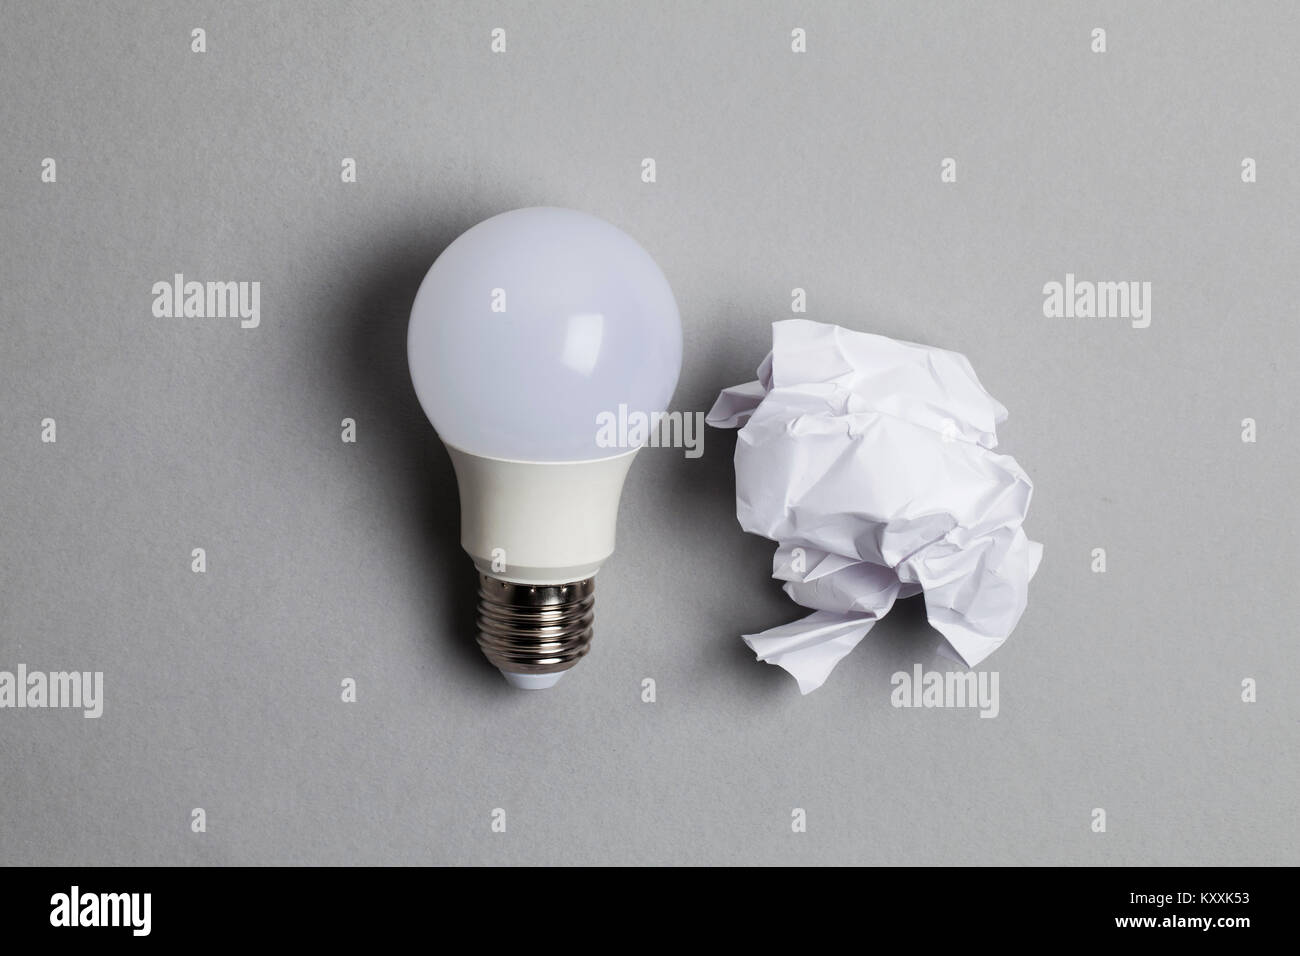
[407,207,682,689]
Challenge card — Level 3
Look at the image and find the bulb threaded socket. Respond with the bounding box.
[476,574,595,676]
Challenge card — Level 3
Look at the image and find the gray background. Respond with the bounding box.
[1,0,1296,866]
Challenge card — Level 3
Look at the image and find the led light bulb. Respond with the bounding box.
[407,207,682,689]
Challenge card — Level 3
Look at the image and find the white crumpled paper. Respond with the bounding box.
[707,319,1042,694]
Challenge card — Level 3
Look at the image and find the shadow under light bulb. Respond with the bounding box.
[407,207,682,689]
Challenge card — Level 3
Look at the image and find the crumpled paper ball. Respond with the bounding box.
[707,319,1043,693]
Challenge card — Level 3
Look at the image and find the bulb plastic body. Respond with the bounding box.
[407,207,682,688]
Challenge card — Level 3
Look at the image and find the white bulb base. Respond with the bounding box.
[446,444,637,585]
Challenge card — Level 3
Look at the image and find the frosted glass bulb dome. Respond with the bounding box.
[408,206,682,462]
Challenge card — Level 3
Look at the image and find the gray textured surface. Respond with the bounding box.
[1,1,1297,866]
